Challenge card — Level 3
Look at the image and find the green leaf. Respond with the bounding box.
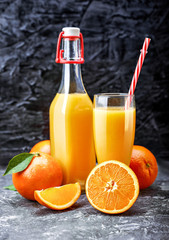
[3,153,37,176]
[4,184,17,191]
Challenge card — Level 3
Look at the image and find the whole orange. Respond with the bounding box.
[30,140,51,155]
[12,152,63,200]
[130,145,158,189]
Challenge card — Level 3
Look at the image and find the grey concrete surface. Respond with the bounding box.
[0,161,169,240]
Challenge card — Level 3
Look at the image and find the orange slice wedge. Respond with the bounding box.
[86,160,139,214]
[34,182,81,210]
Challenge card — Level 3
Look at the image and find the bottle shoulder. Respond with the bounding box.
[50,93,93,113]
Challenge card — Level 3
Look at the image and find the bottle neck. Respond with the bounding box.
[58,64,86,94]
[58,38,86,94]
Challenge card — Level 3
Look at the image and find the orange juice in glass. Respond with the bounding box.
[93,93,136,166]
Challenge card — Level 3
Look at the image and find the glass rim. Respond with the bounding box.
[94,93,135,98]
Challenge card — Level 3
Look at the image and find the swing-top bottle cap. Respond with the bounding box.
[62,27,80,37]
[56,27,84,63]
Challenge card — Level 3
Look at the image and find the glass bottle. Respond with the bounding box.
[50,27,96,190]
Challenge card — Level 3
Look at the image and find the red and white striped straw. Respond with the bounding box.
[125,37,151,109]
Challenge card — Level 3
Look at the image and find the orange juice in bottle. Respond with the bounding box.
[50,27,96,190]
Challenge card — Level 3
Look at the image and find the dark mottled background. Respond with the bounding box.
[0,0,169,165]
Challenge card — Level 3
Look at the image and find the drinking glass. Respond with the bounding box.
[93,93,136,166]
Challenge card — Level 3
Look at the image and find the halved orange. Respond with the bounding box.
[86,160,139,214]
[34,182,81,210]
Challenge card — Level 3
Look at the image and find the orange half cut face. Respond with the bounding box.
[86,160,139,214]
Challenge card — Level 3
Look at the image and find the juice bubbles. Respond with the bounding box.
[50,93,95,189]
[93,106,136,166]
